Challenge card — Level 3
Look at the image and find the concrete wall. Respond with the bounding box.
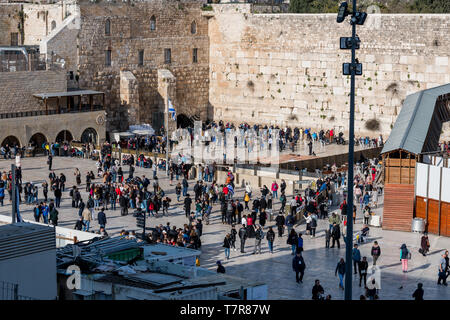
[208,4,450,140]
[0,70,67,113]
[0,110,106,146]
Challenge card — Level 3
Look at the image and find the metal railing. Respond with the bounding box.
[0,281,36,300]
[0,105,104,120]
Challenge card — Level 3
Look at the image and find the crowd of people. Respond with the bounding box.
[0,132,448,300]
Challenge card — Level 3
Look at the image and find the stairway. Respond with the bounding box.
[382,183,414,232]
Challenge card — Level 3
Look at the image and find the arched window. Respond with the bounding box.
[51,20,56,31]
[105,19,110,35]
[150,15,156,31]
[190,21,197,34]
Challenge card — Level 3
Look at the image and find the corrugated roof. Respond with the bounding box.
[33,90,104,99]
[382,83,450,155]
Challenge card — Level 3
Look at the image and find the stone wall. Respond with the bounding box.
[208,4,450,140]
[0,70,66,113]
[76,0,210,132]
[0,4,22,46]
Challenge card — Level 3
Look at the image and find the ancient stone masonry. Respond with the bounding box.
[75,0,210,132]
[0,4,22,46]
[208,4,450,139]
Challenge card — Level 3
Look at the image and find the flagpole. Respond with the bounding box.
[165,98,169,174]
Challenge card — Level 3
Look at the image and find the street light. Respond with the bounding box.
[337,0,367,300]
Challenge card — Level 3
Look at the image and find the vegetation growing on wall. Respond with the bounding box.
[289,0,450,13]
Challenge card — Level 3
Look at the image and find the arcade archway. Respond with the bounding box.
[1,136,20,148]
[81,128,98,144]
[176,114,194,128]
[29,133,47,154]
[55,130,74,143]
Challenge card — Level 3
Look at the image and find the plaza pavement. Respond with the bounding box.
[0,156,448,300]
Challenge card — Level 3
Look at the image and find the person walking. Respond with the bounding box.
[420,234,430,256]
[266,226,275,254]
[49,206,59,227]
[371,241,381,266]
[238,224,248,253]
[47,154,53,171]
[98,208,107,230]
[359,256,368,287]
[79,206,91,232]
[184,194,192,218]
[352,244,361,275]
[412,283,424,301]
[438,251,448,286]
[223,234,232,260]
[400,243,410,273]
[330,223,341,249]
[325,229,331,248]
[275,211,285,237]
[253,225,264,255]
[335,258,346,290]
[230,225,237,252]
[297,232,304,253]
[292,251,306,283]
[287,229,298,255]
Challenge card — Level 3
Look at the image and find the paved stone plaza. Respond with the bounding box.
[0,156,449,300]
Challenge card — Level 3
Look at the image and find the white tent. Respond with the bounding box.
[113,132,135,143]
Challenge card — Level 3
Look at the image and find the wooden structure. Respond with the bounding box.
[414,159,450,236]
[382,150,418,231]
[382,150,417,184]
[381,84,450,234]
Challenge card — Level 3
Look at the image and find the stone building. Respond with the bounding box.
[45,0,210,132]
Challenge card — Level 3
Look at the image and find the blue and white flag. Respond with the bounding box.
[168,98,176,121]
[227,184,234,195]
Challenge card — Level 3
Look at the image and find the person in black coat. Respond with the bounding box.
[48,154,53,170]
[412,283,424,301]
[292,252,306,283]
[238,224,248,253]
[230,225,237,251]
[74,217,85,231]
[275,212,285,237]
[184,194,192,218]
[287,229,298,255]
[98,209,107,229]
[335,258,346,289]
[216,261,225,274]
[330,223,341,249]
[312,279,324,300]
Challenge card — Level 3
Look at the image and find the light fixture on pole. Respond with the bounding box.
[337,0,367,301]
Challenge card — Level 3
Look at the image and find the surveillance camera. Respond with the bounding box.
[337,2,349,23]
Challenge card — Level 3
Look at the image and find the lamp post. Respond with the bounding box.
[337,0,367,300]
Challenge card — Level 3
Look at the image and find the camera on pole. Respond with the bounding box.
[340,37,360,50]
[343,62,363,76]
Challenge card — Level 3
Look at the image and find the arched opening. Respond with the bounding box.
[81,128,98,144]
[105,18,110,35]
[190,21,197,34]
[1,136,20,148]
[55,130,73,143]
[29,133,47,155]
[176,114,194,129]
[51,20,56,31]
[150,15,156,31]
